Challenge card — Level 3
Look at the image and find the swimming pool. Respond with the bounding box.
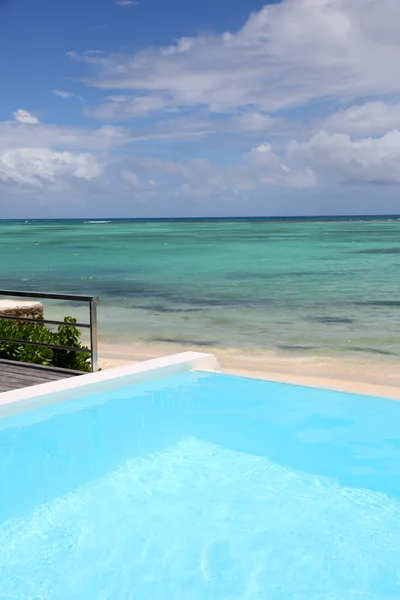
[1,360,400,598]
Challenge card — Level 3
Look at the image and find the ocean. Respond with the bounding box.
[1,217,400,360]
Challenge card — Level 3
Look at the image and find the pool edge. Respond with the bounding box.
[0,352,221,418]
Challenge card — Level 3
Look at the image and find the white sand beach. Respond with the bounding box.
[99,341,400,400]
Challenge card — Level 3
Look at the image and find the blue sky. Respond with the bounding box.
[1,0,400,218]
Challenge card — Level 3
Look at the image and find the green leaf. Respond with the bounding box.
[0,317,91,372]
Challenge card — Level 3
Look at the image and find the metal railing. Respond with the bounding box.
[0,290,99,372]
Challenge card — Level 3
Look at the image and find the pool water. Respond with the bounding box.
[1,371,400,599]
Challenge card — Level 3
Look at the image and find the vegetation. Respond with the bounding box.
[0,317,91,372]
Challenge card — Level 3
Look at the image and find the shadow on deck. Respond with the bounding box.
[0,359,82,393]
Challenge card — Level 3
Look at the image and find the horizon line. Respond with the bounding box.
[1,214,400,222]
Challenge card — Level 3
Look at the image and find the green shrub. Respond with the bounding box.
[0,316,91,372]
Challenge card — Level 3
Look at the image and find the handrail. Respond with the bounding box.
[0,290,99,372]
[0,289,99,302]
[0,315,91,328]
[0,338,91,353]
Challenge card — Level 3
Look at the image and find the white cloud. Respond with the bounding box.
[0,148,101,187]
[114,0,138,5]
[323,101,400,136]
[0,111,117,189]
[289,129,400,184]
[13,109,39,124]
[86,98,277,134]
[52,90,83,101]
[5,0,400,213]
[0,113,135,152]
[0,109,251,163]
[247,142,317,189]
[87,94,168,120]
[131,141,317,200]
[71,0,400,118]
[226,112,277,133]
[65,0,400,193]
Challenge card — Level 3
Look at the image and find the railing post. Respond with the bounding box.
[89,300,99,372]
[0,290,100,373]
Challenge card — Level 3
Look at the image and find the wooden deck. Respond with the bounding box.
[0,359,82,393]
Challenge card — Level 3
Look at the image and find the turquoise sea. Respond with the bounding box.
[1,217,400,360]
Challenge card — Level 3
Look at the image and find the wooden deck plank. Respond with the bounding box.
[0,371,68,387]
[0,366,72,381]
[0,368,75,384]
[0,361,82,393]
[0,365,70,379]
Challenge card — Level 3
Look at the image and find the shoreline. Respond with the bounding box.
[99,341,400,400]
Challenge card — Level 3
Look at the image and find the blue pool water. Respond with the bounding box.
[1,372,400,599]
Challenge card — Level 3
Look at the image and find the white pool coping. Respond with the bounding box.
[0,352,221,419]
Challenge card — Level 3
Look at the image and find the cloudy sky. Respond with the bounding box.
[1,0,400,218]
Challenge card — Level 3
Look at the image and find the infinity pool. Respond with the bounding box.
[1,370,400,599]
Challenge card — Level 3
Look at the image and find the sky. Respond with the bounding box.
[1,0,400,218]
